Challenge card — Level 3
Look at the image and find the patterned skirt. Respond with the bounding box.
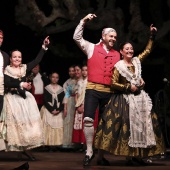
[94,93,165,158]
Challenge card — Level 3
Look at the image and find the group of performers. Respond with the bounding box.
[0,13,166,170]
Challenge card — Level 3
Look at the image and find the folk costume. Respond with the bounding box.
[40,84,64,146]
[73,19,120,163]
[72,77,99,144]
[62,79,77,147]
[0,48,46,151]
[0,48,9,115]
[72,78,86,144]
[94,38,165,158]
[31,72,49,110]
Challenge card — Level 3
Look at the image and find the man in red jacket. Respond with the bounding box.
[73,13,120,166]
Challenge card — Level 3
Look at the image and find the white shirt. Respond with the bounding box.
[33,73,44,94]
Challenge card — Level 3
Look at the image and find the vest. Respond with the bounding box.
[88,43,120,85]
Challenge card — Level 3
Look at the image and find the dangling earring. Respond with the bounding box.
[10,62,13,67]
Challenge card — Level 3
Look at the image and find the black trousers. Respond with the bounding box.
[84,89,112,121]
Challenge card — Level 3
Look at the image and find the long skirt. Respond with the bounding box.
[40,106,63,146]
[0,92,44,151]
[62,96,75,146]
[94,93,165,158]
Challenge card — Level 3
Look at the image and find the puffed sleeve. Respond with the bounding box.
[111,68,131,92]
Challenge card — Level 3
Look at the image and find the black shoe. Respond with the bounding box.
[97,157,110,166]
[83,153,95,166]
[13,162,29,170]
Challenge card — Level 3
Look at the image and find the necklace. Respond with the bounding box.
[124,60,136,79]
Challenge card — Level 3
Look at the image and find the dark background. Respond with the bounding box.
[0,0,170,148]
[0,0,168,101]
[0,0,85,85]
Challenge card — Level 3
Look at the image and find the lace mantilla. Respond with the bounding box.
[115,57,141,86]
[4,65,27,79]
[115,57,156,148]
[124,90,155,148]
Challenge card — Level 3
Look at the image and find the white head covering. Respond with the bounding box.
[102,28,117,35]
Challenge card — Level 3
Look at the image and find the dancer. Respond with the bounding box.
[94,24,165,165]
[73,13,120,166]
[0,36,50,160]
[40,72,65,146]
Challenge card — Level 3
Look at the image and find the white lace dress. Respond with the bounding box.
[0,65,44,151]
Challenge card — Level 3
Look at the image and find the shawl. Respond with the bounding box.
[115,57,156,148]
[4,65,27,79]
[42,84,64,128]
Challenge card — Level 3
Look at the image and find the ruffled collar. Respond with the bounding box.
[4,64,27,80]
[45,84,64,105]
[45,84,63,96]
[115,57,141,86]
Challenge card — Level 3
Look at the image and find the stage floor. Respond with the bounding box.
[0,149,170,170]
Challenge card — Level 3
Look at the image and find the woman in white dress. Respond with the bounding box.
[0,36,50,160]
